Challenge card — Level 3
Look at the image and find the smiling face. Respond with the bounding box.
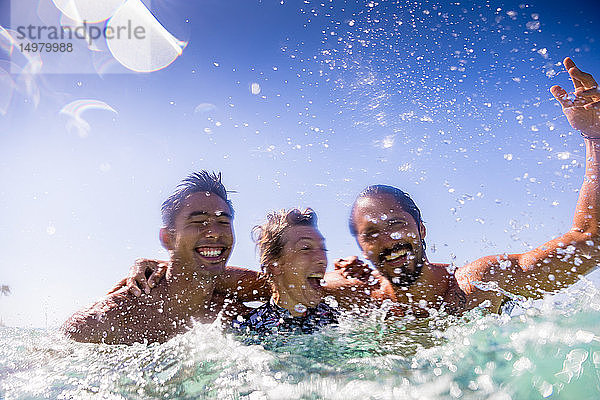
[352,193,426,288]
[164,191,234,275]
[271,225,327,311]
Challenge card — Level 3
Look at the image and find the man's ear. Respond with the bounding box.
[159,228,175,251]
[419,222,426,240]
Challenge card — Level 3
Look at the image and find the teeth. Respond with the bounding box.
[307,274,324,279]
[197,248,224,258]
[385,249,408,261]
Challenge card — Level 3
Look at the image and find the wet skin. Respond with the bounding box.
[118,57,600,321]
[62,192,247,345]
[163,191,234,276]
[352,194,426,288]
[269,225,328,315]
[349,195,466,316]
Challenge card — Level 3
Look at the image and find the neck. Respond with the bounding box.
[271,290,315,317]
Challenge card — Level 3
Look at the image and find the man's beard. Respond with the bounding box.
[377,242,425,289]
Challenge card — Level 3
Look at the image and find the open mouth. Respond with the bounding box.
[380,243,413,265]
[306,273,325,291]
[195,246,227,262]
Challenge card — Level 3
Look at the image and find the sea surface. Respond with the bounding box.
[2,280,600,400]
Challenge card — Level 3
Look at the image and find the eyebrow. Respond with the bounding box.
[186,211,232,219]
[295,236,326,245]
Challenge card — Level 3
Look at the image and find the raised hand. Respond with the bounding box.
[107,259,169,297]
[334,256,374,284]
[551,57,600,138]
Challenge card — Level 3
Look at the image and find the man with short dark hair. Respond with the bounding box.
[62,171,253,344]
[336,57,600,316]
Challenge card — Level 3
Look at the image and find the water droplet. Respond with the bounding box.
[250,82,261,95]
[294,303,307,313]
[323,295,338,308]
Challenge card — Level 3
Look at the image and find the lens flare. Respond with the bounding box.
[59,99,118,138]
[194,103,217,114]
[0,67,15,116]
[106,0,187,73]
[1,28,43,107]
[51,0,126,23]
[0,26,15,56]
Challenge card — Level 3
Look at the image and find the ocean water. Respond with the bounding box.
[2,280,600,400]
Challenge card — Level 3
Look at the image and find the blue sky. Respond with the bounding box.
[1,0,600,328]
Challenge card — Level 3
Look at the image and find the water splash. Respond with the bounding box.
[470,280,529,304]
[3,289,600,400]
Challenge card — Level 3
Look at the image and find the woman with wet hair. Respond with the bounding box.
[232,208,338,335]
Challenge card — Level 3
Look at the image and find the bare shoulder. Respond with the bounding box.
[215,266,263,291]
[215,266,270,301]
[62,287,170,345]
[453,261,507,313]
[61,289,131,343]
[219,266,260,280]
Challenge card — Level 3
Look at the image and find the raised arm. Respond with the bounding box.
[457,57,600,304]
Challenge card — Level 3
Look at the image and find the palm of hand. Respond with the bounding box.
[563,102,600,137]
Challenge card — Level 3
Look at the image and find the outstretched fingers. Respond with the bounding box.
[127,276,143,297]
[149,263,169,287]
[584,99,600,111]
[565,57,598,91]
[564,57,584,91]
[550,85,572,108]
[575,87,600,100]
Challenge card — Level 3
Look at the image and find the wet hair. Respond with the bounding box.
[252,208,318,273]
[161,171,234,229]
[348,185,423,237]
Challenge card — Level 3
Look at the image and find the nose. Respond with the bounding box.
[315,249,327,269]
[205,221,224,239]
[379,230,400,248]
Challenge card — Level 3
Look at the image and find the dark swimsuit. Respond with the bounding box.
[232,298,339,335]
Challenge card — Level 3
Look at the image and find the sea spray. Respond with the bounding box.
[2,282,600,399]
